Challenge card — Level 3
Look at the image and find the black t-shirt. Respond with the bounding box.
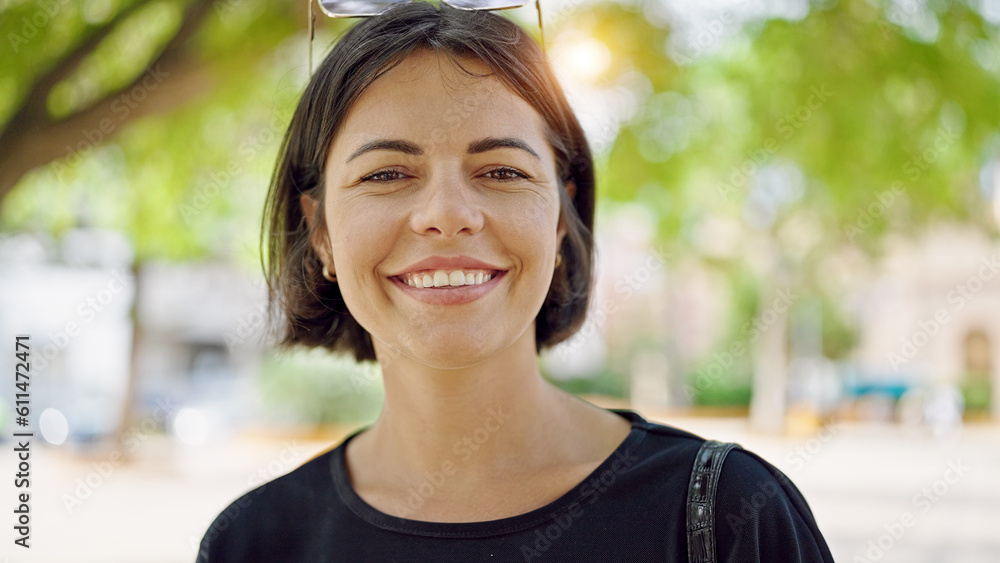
[196,409,834,562]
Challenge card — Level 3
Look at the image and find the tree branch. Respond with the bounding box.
[7,0,157,127]
[0,0,215,202]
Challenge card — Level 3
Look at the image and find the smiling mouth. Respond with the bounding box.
[393,270,507,289]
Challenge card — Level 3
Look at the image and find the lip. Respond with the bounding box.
[390,270,507,306]
[391,255,506,277]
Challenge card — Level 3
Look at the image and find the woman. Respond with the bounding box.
[197,2,835,561]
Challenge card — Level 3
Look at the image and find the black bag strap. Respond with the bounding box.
[686,440,741,563]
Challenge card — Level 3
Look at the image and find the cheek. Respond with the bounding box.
[324,203,394,328]
[325,199,396,274]
[513,194,559,238]
[493,195,560,267]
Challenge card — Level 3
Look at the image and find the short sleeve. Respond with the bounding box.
[712,449,835,563]
[195,488,265,563]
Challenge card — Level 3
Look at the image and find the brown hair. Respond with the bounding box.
[262,1,596,362]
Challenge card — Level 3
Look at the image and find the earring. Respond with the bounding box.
[555,252,563,268]
[322,264,337,282]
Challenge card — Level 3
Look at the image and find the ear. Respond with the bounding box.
[300,193,333,267]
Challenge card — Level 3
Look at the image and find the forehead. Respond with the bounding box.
[329,49,551,158]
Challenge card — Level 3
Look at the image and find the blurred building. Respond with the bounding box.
[0,230,135,442]
[0,229,265,445]
[850,224,1000,418]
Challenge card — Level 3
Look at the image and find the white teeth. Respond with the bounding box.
[401,269,497,288]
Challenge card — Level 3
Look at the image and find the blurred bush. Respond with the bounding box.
[258,349,383,426]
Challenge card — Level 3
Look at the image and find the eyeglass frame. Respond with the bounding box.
[307,0,546,76]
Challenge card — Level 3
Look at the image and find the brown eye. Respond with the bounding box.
[361,169,405,182]
[485,167,529,182]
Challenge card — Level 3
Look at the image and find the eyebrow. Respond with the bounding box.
[345,136,541,163]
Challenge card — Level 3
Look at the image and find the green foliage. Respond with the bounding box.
[591,0,1000,382]
[820,293,858,360]
[688,361,754,407]
[6,0,999,264]
[960,373,992,412]
[0,0,314,269]
[604,0,1000,249]
[258,349,384,425]
[724,265,763,335]
[4,0,1000,414]
[545,369,629,399]
[48,1,183,117]
[692,382,754,407]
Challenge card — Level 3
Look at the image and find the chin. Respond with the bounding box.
[375,323,518,370]
[406,335,504,370]
[419,344,496,369]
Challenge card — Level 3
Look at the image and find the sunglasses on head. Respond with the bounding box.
[307,0,546,76]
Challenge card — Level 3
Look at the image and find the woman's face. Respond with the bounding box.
[305,49,570,369]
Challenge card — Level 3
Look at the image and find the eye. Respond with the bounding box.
[360,169,406,183]
[484,166,530,182]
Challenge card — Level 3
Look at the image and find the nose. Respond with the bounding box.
[409,167,485,237]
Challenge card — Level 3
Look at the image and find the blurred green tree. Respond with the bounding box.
[590,0,999,426]
[0,0,322,443]
[3,0,999,430]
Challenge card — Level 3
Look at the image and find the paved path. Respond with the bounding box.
[662,415,1000,563]
[1,416,998,562]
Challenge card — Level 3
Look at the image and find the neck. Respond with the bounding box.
[362,326,580,480]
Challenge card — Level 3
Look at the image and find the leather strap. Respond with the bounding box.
[686,440,740,563]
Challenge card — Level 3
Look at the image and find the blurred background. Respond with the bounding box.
[1,0,999,561]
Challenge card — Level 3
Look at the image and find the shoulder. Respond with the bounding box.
[604,412,712,486]
[623,414,718,474]
[712,447,835,562]
[196,446,338,563]
[617,412,834,562]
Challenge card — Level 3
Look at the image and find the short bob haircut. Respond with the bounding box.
[262,1,596,363]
